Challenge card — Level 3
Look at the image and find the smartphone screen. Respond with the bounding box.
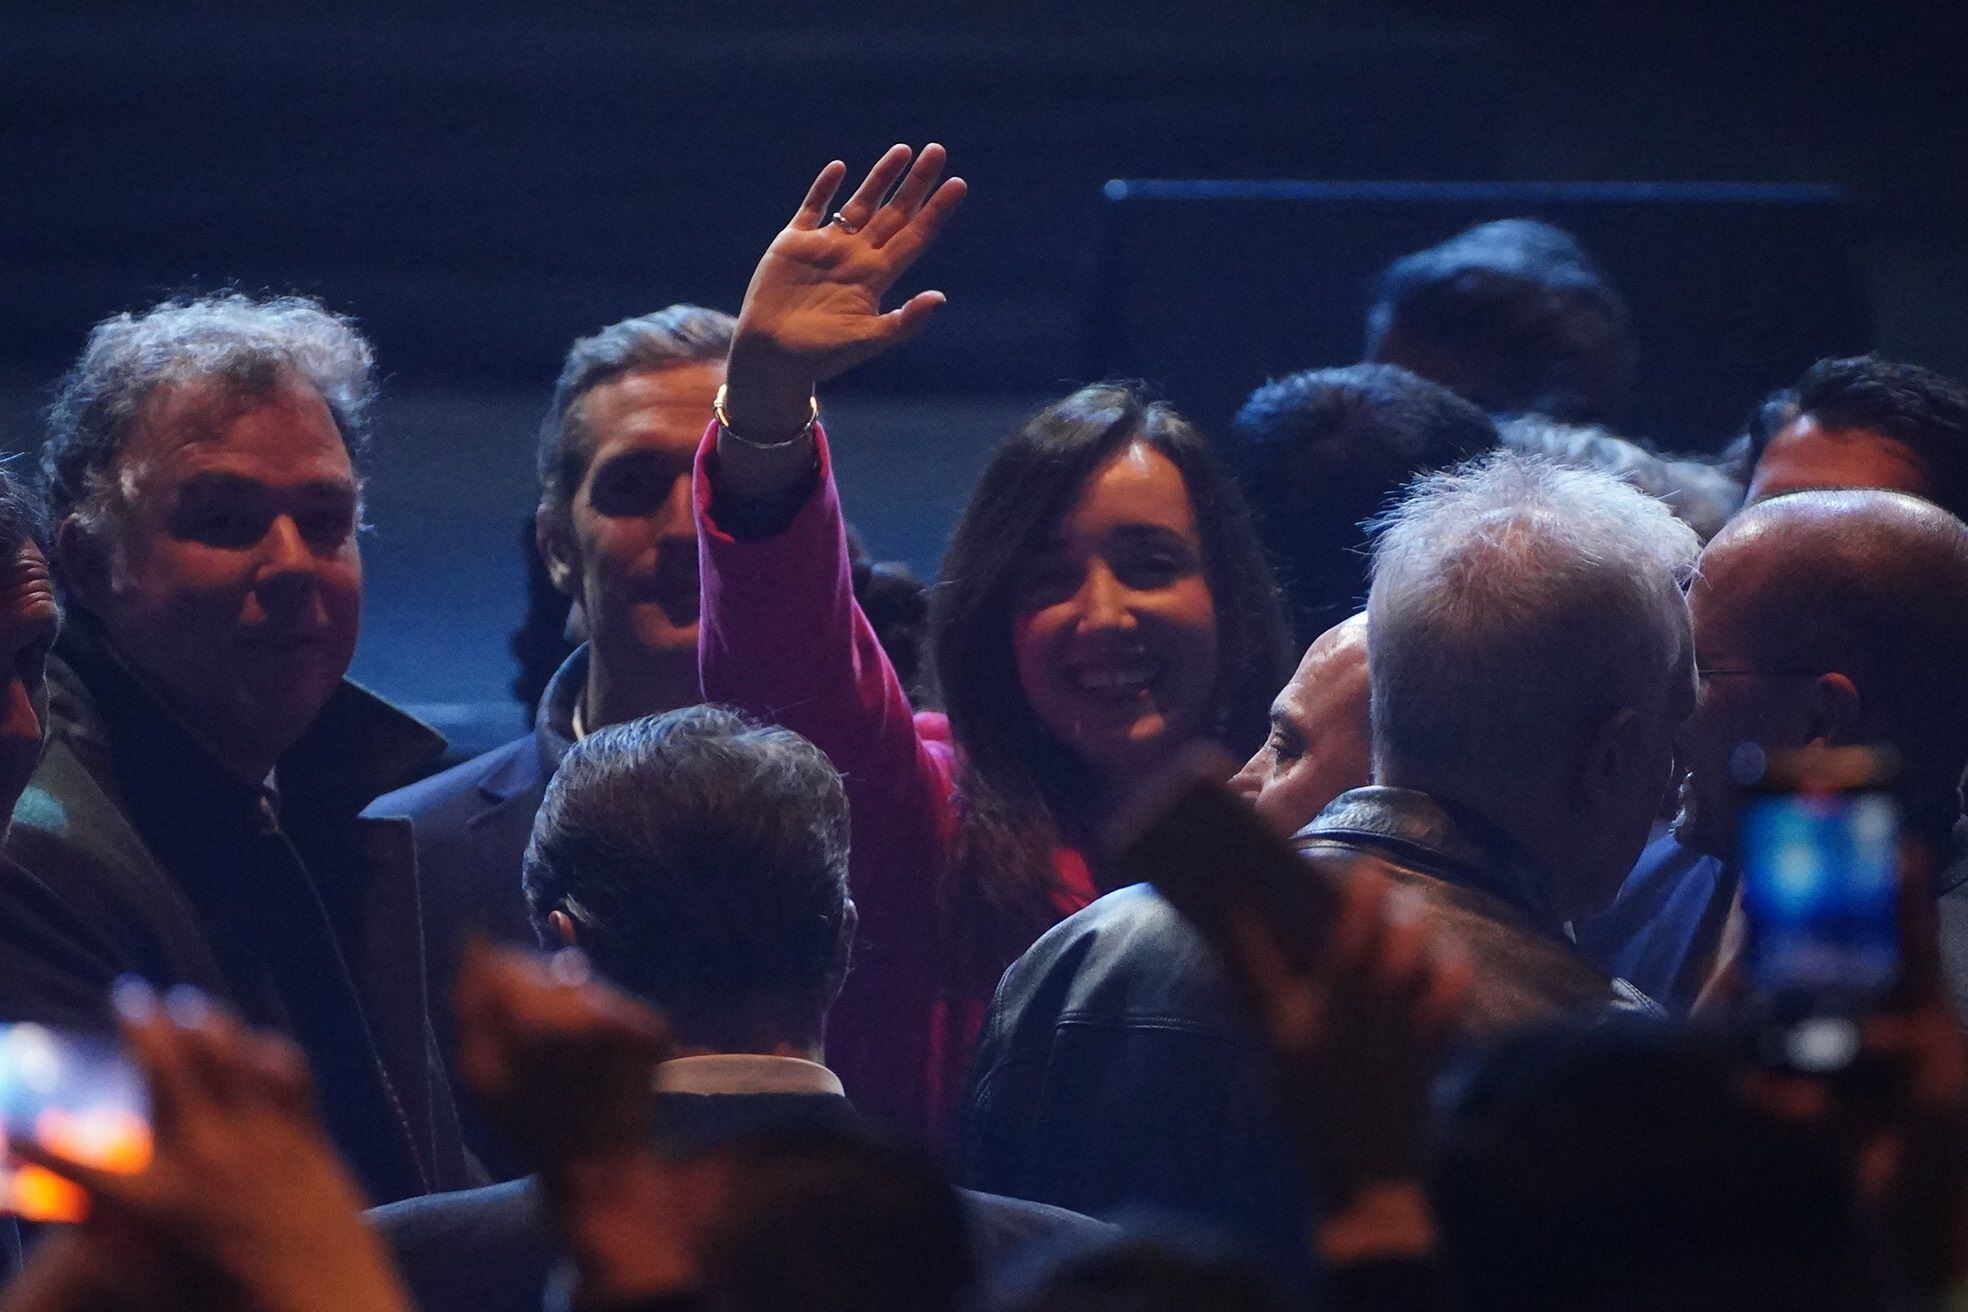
[1740,788,1900,1019]
[0,1024,152,1222]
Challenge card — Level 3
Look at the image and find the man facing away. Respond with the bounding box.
[0,294,471,1203]
[963,451,1697,1275]
[372,706,1107,1312]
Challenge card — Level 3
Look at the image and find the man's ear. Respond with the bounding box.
[535,503,580,598]
[1582,706,1649,802]
[1804,672,1863,747]
[546,907,580,949]
[54,514,114,617]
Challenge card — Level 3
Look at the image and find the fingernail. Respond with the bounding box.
[549,948,592,987]
[111,977,158,1020]
[163,985,213,1027]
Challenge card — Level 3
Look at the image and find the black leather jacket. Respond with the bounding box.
[961,786,1656,1281]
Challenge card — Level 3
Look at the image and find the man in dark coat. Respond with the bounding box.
[372,706,1109,1312]
[0,294,472,1205]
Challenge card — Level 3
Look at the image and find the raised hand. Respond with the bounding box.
[719,145,966,475]
[9,983,412,1312]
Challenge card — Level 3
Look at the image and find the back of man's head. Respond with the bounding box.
[1745,356,1968,521]
[1500,416,1742,542]
[1229,364,1498,639]
[1704,490,1968,814]
[1430,1020,1875,1312]
[522,705,852,1051]
[1365,219,1635,425]
[1369,451,1697,790]
[1366,453,1698,909]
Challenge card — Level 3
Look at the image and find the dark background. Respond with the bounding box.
[5,1,1962,745]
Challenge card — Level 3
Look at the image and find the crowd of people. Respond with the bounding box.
[1,141,1967,1310]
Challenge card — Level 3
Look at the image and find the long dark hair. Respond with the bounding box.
[931,383,1289,981]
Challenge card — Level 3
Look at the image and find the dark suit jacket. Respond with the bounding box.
[362,647,587,999]
[0,619,474,1205]
[962,787,1657,1282]
[370,1091,1114,1312]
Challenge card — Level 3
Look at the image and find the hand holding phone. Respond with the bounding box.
[1739,746,1904,1071]
[0,1023,152,1222]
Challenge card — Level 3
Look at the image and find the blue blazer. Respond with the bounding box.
[362,647,590,1014]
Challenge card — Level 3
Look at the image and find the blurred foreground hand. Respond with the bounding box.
[453,942,714,1308]
[4,982,411,1312]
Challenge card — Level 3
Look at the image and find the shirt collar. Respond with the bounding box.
[535,643,589,768]
[654,1054,844,1098]
[1297,785,1566,934]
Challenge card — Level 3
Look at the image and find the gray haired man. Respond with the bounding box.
[0,293,472,1203]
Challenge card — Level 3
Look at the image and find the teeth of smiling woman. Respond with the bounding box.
[1072,663,1159,692]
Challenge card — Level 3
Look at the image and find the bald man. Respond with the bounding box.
[1581,489,1968,1014]
[1228,612,1372,834]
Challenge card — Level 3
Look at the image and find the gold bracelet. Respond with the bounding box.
[713,383,819,451]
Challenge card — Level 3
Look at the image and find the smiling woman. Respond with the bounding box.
[935,386,1283,981]
[697,144,1288,1140]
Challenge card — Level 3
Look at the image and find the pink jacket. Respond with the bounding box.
[695,422,1097,1143]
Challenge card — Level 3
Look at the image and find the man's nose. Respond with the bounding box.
[260,516,314,571]
[255,518,323,606]
[656,474,697,540]
[1228,749,1266,801]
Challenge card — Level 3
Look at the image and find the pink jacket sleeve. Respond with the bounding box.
[694,420,958,1131]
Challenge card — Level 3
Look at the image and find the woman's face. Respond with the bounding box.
[1010,440,1221,786]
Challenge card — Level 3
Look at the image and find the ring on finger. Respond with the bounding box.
[828,210,863,235]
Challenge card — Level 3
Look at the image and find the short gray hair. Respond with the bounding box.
[1500,416,1743,541]
[536,305,734,519]
[1367,450,1699,785]
[41,293,375,532]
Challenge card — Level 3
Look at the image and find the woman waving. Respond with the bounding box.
[696,144,1288,1141]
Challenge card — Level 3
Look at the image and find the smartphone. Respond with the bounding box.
[1106,746,1338,971]
[1739,746,1901,1071]
[0,1023,152,1222]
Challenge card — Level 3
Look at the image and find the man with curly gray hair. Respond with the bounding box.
[0,293,473,1204]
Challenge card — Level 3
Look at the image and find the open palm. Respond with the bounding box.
[735,143,967,384]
